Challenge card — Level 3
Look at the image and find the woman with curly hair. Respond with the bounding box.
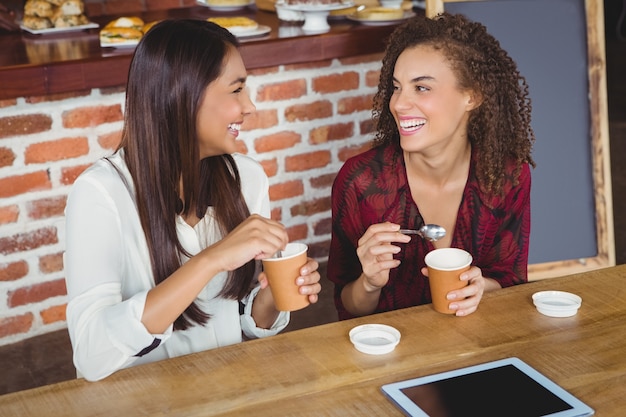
[327,13,535,320]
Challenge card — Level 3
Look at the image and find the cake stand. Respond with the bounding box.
[278,2,354,33]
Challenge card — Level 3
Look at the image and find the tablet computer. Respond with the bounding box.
[381,357,594,417]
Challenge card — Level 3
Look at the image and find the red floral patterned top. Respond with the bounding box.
[328,145,531,320]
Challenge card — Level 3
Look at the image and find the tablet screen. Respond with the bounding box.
[381,358,594,417]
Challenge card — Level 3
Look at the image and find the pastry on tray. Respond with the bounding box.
[207,16,259,35]
[22,0,91,30]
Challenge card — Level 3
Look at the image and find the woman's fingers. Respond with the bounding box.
[296,258,321,302]
[447,267,485,316]
[208,214,288,271]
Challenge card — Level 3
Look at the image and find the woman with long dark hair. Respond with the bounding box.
[328,13,534,320]
[65,19,321,381]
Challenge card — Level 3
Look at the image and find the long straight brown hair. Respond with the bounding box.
[118,19,255,330]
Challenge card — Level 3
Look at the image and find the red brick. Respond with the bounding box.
[8,278,67,308]
[314,217,332,236]
[338,94,374,115]
[0,171,52,198]
[290,197,331,217]
[285,150,331,172]
[260,158,278,177]
[27,196,67,220]
[0,227,58,256]
[0,98,18,108]
[310,123,354,145]
[312,72,359,94]
[62,104,123,128]
[269,180,304,201]
[0,147,15,167]
[360,118,375,135]
[39,252,64,274]
[99,85,126,95]
[60,163,91,185]
[366,69,382,88]
[308,239,331,259]
[40,304,67,324]
[0,313,34,338]
[248,66,279,76]
[235,140,248,154]
[284,101,332,122]
[0,204,19,224]
[270,207,282,221]
[256,79,307,102]
[339,142,372,162]
[25,90,90,104]
[0,260,29,282]
[255,131,301,153]
[25,137,89,164]
[286,224,308,242]
[310,173,337,189]
[242,109,278,130]
[98,131,122,150]
[0,114,52,139]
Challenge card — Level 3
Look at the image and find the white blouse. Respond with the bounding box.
[64,151,289,381]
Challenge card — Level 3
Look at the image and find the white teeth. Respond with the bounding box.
[399,119,425,130]
[228,123,241,131]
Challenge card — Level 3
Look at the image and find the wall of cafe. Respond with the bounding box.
[0,53,384,347]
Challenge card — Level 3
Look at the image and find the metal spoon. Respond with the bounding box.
[399,224,446,242]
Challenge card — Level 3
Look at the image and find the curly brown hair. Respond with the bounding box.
[372,12,535,196]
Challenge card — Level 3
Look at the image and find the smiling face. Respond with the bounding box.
[196,46,256,158]
[389,45,479,155]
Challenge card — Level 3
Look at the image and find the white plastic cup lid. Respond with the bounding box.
[349,324,401,355]
[532,291,582,318]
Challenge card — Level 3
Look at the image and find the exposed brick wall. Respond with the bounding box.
[0,53,383,346]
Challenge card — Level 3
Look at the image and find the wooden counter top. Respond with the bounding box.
[1,264,625,416]
[0,6,415,100]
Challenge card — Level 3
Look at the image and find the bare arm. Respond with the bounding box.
[142,214,288,333]
[340,273,384,317]
[340,222,410,317]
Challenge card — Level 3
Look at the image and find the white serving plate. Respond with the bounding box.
[232,24,271,38]
[277,1,354,12]
[20,22,99,35]
[100,38,140,48]
[197,0,255,11]
[347,10,414,25]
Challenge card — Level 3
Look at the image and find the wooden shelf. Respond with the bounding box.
[0,7,412,100]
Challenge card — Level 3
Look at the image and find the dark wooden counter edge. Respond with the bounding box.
[0,20,399,101]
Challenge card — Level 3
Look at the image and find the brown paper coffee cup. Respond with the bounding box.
[425,248,472,314]
[262,242,309,312]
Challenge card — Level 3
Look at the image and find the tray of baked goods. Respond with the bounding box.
[337,0,414,25]
[20,0,98,34]
[207,16,271,38]
[346,6,415,25]
[99,17,159,48]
